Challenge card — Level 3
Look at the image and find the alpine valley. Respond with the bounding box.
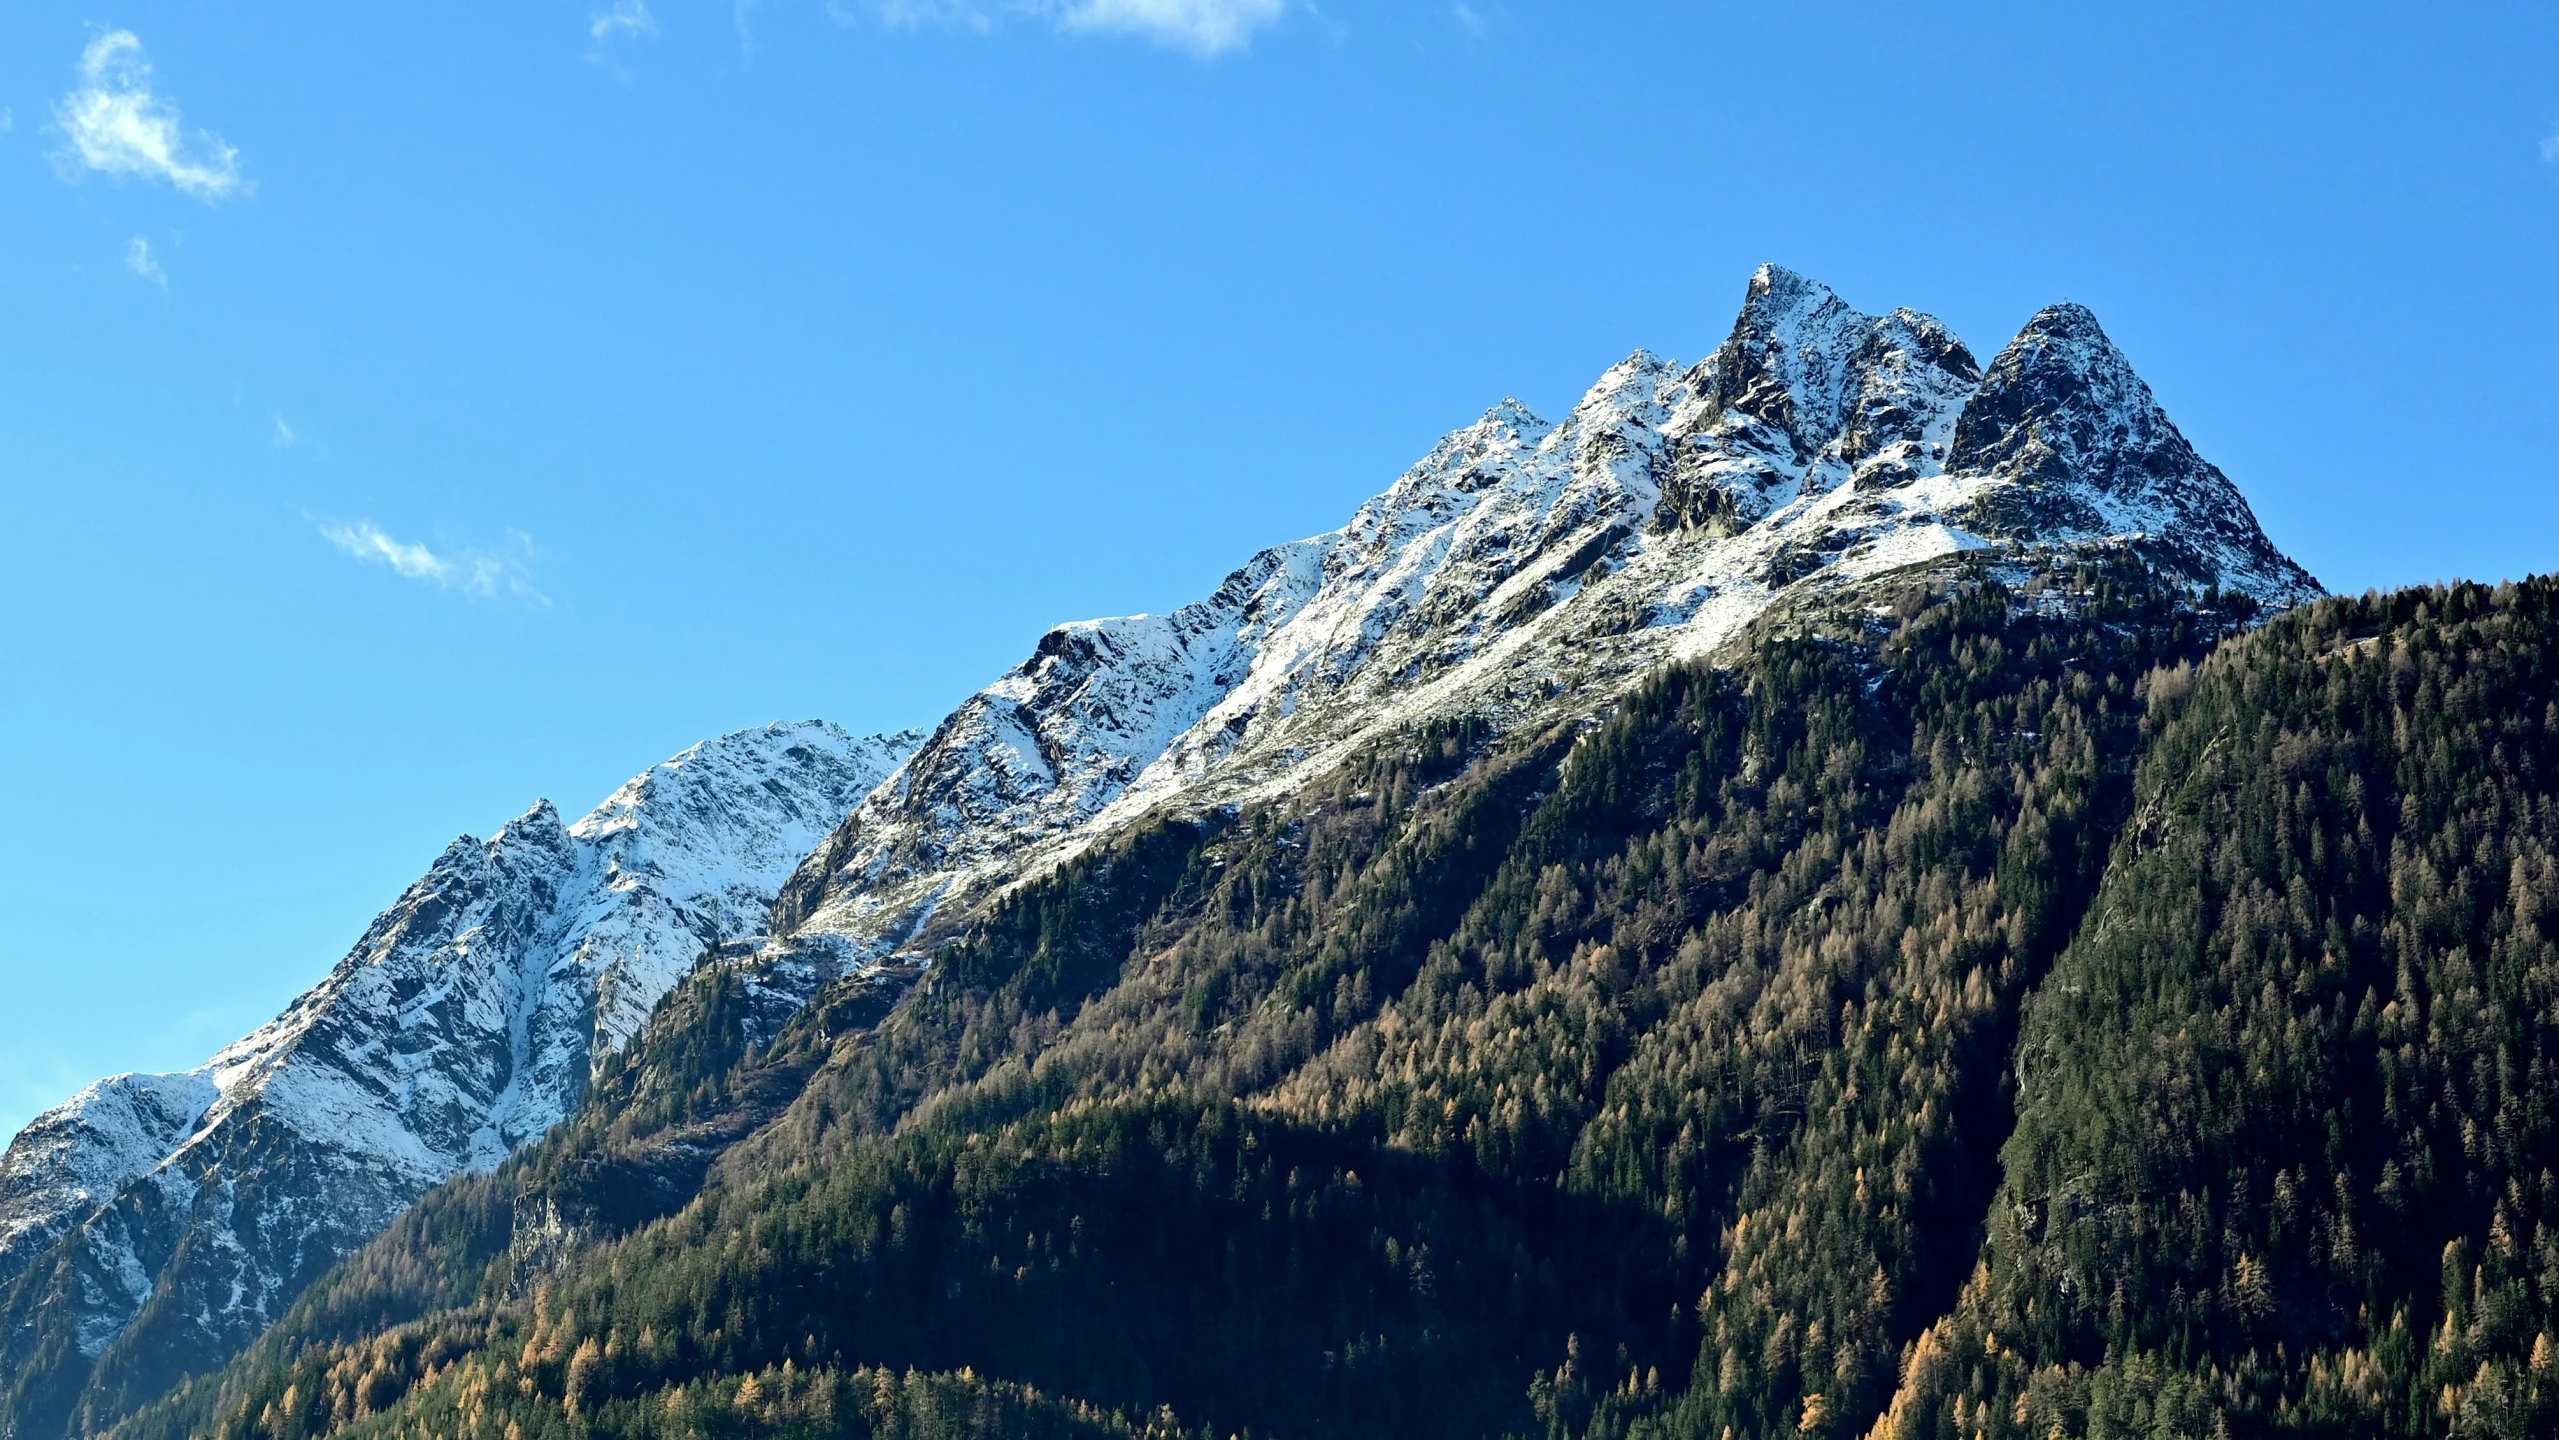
[9,267,2559,1440]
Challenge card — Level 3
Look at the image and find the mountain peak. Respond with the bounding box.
[0,721,925,1396]
[2021,299,2102,330]
[1695,267,1866,456]
[1744,261,1829,304]
[1941,301,2318,600]
[496,798,569,845]
[772,267,2318,979]
[1729,263,1854,342]
[1950,300,2187,495]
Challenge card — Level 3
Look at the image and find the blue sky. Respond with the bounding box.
[2,0,2555,1138]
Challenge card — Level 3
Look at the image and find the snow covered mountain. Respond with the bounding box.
[766,265,2319,968]
[0,721,918,1410]
[0,265,2320,1440]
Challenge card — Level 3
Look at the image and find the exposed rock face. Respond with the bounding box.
[0,722,919,1422]
[1661,265,1981,531]
[769,266,2320,972]
[1942,302,2306,589]
[0,1075,215,1295]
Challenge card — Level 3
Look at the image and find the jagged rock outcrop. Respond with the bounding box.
[1942,301,2306,589]
[1659,264,1981,529]
[0,722,918,1431]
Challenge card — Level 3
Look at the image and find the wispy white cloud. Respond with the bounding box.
[591,0,660,42]
[54,31,245,201]
[1057,0,1283,52]
[272,414,296,447]
[2542,131,2559,165]
[860,0,1284,56]
[124,235,166,288]
[1450,2,1485,36]
[861,0,998,33]
[1,107,15,134]
[586,1,660,75]
[316,520,549,606]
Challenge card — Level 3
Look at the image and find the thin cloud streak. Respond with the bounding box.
[1061,0,1283,52]
[316,520,549,607]
[54,31,245,201]
[858,0,1285,55]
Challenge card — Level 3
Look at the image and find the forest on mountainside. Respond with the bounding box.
[84,567,2559,1440]
[1851,579,2559,1439]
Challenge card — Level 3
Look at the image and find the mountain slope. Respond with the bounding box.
[1860,581,2559,1439]
[140,555,2255,1440]
[152,584,2559,1440]
[21,264,2338,1440]
[0,722,919,1440]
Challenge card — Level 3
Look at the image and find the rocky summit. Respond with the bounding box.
[764,265,2314,977]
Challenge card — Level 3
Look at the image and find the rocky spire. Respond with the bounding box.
[1950,302,2193,494]
[1945,303,2318,597]
[1694,264,1871,457]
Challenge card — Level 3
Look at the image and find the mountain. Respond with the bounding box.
[193,571,2559,1440]
[765,264,2315,975]
[128,555,2300,1440]
[0,722,919,1437]
[2,265,2342,1440]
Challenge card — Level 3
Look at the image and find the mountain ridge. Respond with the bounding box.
[761,264,2317,980]
[0,721,919,1435]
